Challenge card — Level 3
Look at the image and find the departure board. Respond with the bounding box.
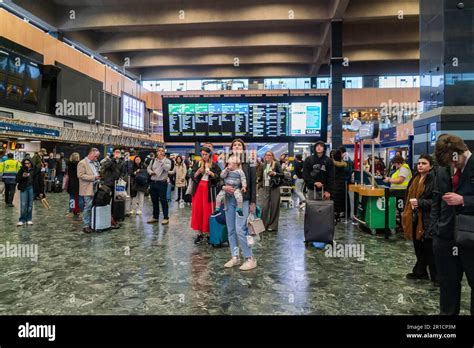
[163,96,328,142]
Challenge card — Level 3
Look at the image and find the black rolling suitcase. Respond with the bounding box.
[113,199,126,221]
[304,187,335,246]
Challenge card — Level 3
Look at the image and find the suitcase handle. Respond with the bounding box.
[314,184,325,201]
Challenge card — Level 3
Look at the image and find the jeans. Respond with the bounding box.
[150,181,169,219]
[225,196,252,259]
[82,195,94,228]
[295,178,306,203]
[57,172,65,184]
[19,186,34,222]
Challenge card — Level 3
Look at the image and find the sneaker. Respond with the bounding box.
[27,221,33,225]
[136,210,142,215]
[17,221,24,226]
[239,257,257,271]
[161,219,169,225]
[147,218,159,224]
[299,202,306,209]
[129,210,135,215]
[236,208,243,217]
[212,209,220,215]
[194,234,204,244]
[224,257,241,268]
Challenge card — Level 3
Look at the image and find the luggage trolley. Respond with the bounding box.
[280,186,294,208]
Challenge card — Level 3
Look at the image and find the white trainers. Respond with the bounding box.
[136,210,142,215]
[129,210,135,215]
[224,257,241,268]
[239,257,257,271]
[17,221,24,226]
[27,221,33,225]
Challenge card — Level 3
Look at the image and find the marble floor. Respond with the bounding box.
[0,190,470,315]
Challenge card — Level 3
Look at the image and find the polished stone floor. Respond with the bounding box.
[0,190,470,315]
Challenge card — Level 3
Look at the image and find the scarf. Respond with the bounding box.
[402,174,426,240]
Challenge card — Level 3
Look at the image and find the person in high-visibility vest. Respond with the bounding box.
[383,155,412,189]
[0,153,21,207]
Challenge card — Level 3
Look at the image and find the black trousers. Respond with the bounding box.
[433,237,474,315]
[4,183,16,205]
[412,236,437,281]
[149,181,169,219]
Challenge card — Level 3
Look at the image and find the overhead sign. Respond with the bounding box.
[0,122,60,137]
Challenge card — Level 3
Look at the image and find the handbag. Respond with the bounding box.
[185,178,194,196]
[455,214,474,248]
[270,176,281,188]
[247,214,266,235]
[115,178,127,199]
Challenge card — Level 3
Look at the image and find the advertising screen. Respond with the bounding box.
[121,93,145,131]
[163,96,327,142]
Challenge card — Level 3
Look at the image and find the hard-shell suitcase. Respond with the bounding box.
[304,187,334,246]
[91,205,111,231]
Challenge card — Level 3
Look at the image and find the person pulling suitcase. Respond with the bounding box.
[302,141,335,247]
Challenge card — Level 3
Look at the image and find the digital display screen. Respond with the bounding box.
[163,96,327,142]
[122,93,145,131]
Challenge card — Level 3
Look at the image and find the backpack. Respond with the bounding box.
[343,158,354,181]
[93,185,112,207]
[135,170,149,187]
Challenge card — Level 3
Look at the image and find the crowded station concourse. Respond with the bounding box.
[0,2,473,340]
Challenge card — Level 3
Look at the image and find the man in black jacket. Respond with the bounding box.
[303,141,335,201]
[430,134,474,315]
[101,148,127,228]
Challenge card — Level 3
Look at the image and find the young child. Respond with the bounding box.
[214,155,247,216]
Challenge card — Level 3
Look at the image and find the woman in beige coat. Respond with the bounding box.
[174,155,187,202]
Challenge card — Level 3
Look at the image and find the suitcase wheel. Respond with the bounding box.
[370,229,377,235]
[304,241,311,248]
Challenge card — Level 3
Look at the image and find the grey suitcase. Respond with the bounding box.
[91,204,112,231]
[304,187,334,246]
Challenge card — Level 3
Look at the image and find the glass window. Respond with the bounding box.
[343,77,363,88]
[186,80,202,90]
[413,76,420,87]
[153,80,172,91]
[296,78,311,89]
[171,80,187,91]
[142,81,155,91]
[396,76,414,88]
[201,80,223,91]
[316,77,331,89]
[379,76,397,88]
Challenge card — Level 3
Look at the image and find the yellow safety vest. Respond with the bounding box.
[391,163,412,189]
[1,159,21,183]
